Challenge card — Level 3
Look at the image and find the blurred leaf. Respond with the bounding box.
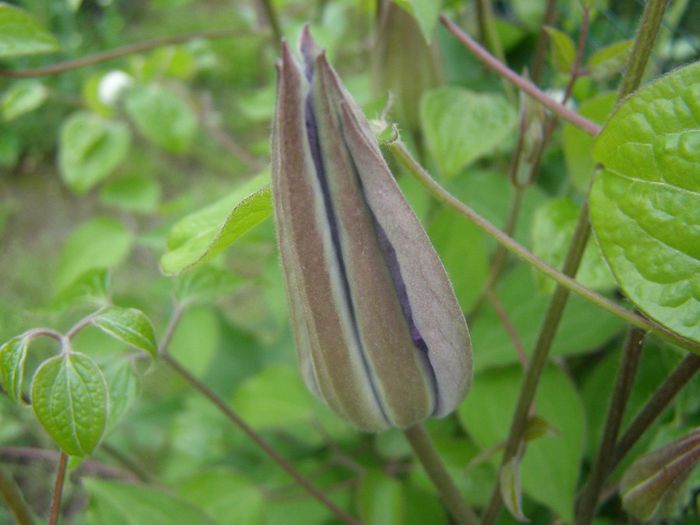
[54,217,133,295]
[421,87,516,178]
[390,0,441,42]
[587,40,633,81]
[544,26,576,74]
[141,46,196,81]
[524,415,558,442]
[58,111,131,193]
[531,198,616,293]
[161,174,272,275]
[92,306,158,359]
[169,306,220,378]
[469,266,623,371]
[52,269,111,309]
[32,352,108,456]
[403,484,446,525]
[177,470,264,525]
[512,0,546,29]
[562,92,615,192]
[2,80,47,120]
[85,479,216,525]
[590,62,700,343]
[174,265,240,305]
[500,456,527,522]
[101,357,140,431]
[99,174,161,215]
[0,3,59,58]
[357,470,404,525]
[0,336,29,403]
[428,207,488,312]
[67,0,83,11]
[458,364,585,520]
[125,85,197,154]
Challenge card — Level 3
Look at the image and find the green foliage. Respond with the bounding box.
[390,0,441,42]
[544,26,576,74]
[2,80,47,121]
[0,336,29,403]
[0,3,59,58]
[92,306,158,359]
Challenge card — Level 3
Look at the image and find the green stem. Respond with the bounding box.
[404,425,480,525]
[48,452,68,525]
[529,0,558,84]
[574,328,646,525]
[387,139,700,355]
[617,0,671,99]
[158,305,359,525]
[259,0,283,44]
[475,0,515,102]
[0,28,260,78]
[0,467,35,525]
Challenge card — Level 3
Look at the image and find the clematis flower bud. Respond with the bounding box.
[271,28,472,432]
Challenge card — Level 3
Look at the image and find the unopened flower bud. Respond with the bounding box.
[271,28,472,432]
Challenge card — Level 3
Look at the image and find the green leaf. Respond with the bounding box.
[2,80,47,121]
[31,352,108,456]
[54,217,133,295]
[59,111,131,194]
[421,87,516,178]
[543,26,576,74]
[562,92,616,192]
[0,336,29,402]
[0,3,59,58]
[470,266,623,371]
[85,479,216,525]
[174,265,240,305]
[590,62,700,343]
[52,269,111,309]
[92,307,158,359]
[390,0,441,42]
[500,456,527,522]
[458,364,585,521]
[101,358,140,431]
[160,174,272,275]
[125,85,198,154]
[357,470,404,525]
[177,470,264,525]
[168,306,219,378]
[587,40,633,82]
[531,198,616,293]
[428,207,488,312]
[99,174,161,215]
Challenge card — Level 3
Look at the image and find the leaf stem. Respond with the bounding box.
[529,0,558,84]
[158,304,359,525]
[48,452,68,525]
[574,327,646,525]
[0,467,35,525]
[403,425,480,525]
[387,139,700,355]
[439,15,601,136]
[258,0,283,44]
[0,28,260,78]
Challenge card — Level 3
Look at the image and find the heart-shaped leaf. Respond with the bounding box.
[0,336,29,403]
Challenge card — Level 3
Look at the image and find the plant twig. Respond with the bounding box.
[529,0,558,84]
[486,288,528,369]
[575,327,646,525]
[258,0,283,44]
[48,452,68,525]
[387,139,700,355]
[0,28,258,78]
[440,15,601,136]
[404,425,480,525]
[0,467,35,525]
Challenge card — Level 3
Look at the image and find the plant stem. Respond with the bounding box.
[529,0,558,84]
[439,15,601,136]
[574,327,646,525]
[48,452,68,525]
[259,0,283,44]
[611,354,700,471]
[482,202,592,525]
[0,467,35,525]
[387,139,700,355]
[404,425,480,525]
[475,0,514,102]
[617,0,671,99]
[0,28,259,78]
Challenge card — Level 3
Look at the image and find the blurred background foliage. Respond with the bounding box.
[0,0,699,523]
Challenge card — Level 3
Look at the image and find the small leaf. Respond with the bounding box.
[544,26,576,74]
[0,4,59,58]
[52,268,111,309]
[0,336,29,403]
[587,40,633,82]
[174,265,240,305]
[390,0,441,42]
[99,174,161,215]
[500,456,527,522]
[58,111,131,194]
[101,358,140,431]
[357,470,404,525]
[524,415,558,442]
[2,80,47,121]
[31,352,108,456]
[590,62,700,343]
[124,85,198,154]
[421,87,516,178]
[160,174,272,275]
[92,306,157,358]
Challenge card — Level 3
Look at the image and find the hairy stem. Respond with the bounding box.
[575,328,646,524]
[48,452,68,525]
[387,139,700,354]
[0,467,35,525]
[404,425,480,525]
